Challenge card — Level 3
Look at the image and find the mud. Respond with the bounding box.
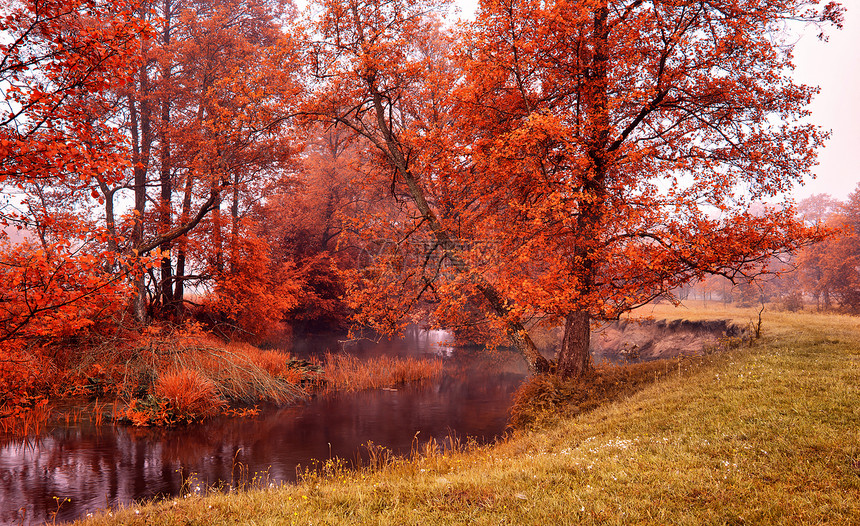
[590,319,747,364]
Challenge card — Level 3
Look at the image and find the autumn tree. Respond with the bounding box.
[451,0,842,377]
[302,0,558,370]
[255,127,385,333]
[0,0,152,343]
[302,0,838,377]
[101,0,302,321]
[797,187,860,311]
[795,193,840,308]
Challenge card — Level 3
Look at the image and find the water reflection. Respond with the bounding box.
[0,364,524,525]
[291,326,455,359]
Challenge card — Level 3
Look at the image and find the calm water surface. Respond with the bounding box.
[0,336,526,525]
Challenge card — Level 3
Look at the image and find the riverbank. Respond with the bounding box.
[73,304,860,524]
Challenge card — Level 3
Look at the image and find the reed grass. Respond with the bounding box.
[159,341,304,405]
[321,352,444,391]
[0,398,50,437]
[74,303,860,525]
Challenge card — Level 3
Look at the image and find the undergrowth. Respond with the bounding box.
[0,322,311,431]
[1,321,447,433]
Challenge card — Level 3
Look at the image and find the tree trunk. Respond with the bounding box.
[159,104,173,312]
[157,0,174,314]
[213,191,223,273]
[553,3,607,380]
[557,311,593,379]
[505,320,552,373]
[174,173,194,313]
[367,91,551,374]
[129,66,152,322]
[230,173,239,271]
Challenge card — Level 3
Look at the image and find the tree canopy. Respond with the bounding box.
[0,0,845,376]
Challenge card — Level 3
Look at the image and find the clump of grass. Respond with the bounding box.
[321,352,443,391]
[38,324,309,427]
[153,368,226,423]
[162,340,304,405]
[115,368,228,427]
[241,347,290,377]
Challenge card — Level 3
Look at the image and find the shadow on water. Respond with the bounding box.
[0,333,525,525]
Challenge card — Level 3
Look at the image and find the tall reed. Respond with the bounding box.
[322,352,443,391]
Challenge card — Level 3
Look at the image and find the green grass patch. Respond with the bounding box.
[75,307,860,525]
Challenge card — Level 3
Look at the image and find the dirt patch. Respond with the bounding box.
[590,319,747,363]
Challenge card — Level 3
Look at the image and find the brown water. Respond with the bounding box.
[0,342,525,525]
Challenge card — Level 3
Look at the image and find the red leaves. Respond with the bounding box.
[0,237,137,344]
[1,0,149,186]
[299,0,840,371]
[205,221,303,343]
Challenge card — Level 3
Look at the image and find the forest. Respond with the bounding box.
[0,0,853,430]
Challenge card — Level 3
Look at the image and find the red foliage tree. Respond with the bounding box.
[797,187,860,311]
[303,0,838,377]
[0,0,154,415]
[256,127,383,333]
[118,0,302,321]
[454,0,842,377]
[0,0,152,342]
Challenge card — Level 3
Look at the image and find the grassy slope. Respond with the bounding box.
[77,305,860,525]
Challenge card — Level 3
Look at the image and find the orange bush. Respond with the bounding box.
[152,368,226,424]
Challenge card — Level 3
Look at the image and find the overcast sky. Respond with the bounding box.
[452,1,859,204]
[791,4,860,202]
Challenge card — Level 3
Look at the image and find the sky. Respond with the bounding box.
[452,1,860,204]
[791,4,860,202]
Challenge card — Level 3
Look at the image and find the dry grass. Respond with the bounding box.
[161,341,304,405]
[153,369,226,422]
[509,356,705,428]
[39,325,309,426]
[74,303,860,525]
[321,352,444,391]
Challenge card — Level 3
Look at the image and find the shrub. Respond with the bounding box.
[780,292,805,312]
[151,368,226,424]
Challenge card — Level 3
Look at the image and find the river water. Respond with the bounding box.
[0,334,526,525]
